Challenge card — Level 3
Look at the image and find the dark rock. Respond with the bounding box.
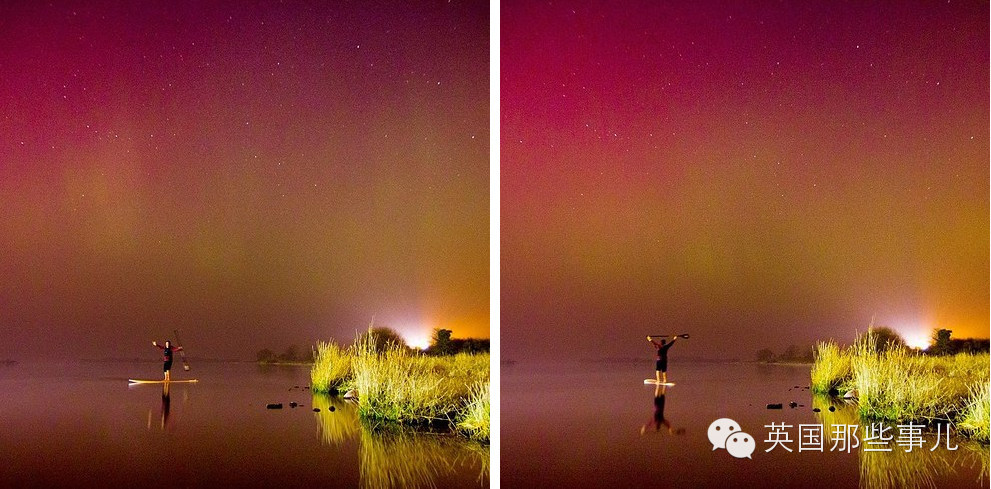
[788,401,798,408]
[267,403,283,409]
[766,403,783,409]
[303,386,310,390]
[794,385,800,389]
[313,408,320,412]
[828,406,836,412]
[289,402,298,408]
[329,406,336,412]
[828,388,839,396]
[812,408,821,412]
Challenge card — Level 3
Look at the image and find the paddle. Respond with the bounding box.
[648,334,690,339]
[173,329,191,372]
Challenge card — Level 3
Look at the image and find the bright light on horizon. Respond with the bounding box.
[903,332,931,350]
[405,334,430,350]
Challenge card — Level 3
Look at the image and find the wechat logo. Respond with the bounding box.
[708,418,755,459]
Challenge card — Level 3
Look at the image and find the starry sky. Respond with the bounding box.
[502,1,988,361]
[0,0,489,360]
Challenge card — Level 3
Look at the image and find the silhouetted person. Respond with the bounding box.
[648,335,678,383]
[152,340,183,382]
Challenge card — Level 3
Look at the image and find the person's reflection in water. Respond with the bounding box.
[160,382,171,429]
[640,384,684,436]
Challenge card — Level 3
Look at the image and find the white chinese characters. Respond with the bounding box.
[763,422,958,453]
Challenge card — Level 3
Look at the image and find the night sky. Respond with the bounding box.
[502,1,988,361]
[0,1,489,360]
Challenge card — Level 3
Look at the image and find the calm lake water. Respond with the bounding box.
[0,361,488,488]
[502,361,988,489]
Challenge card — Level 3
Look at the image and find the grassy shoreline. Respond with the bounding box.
[810,332,989,442]
[310,334,490,441]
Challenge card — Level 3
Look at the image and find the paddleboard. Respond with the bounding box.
[644,379,675,386]
[128,379,199,384]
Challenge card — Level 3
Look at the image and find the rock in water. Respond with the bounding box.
[289,402,298,408]
[329,406,336,412]
[312,408,320,412]
[267,403,283,409]
[788,401,798,408]
[812,408,821,412]
[828,406,836,412]
[766,403,783,409]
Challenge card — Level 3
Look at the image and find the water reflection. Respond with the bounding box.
[312,394,359,446]
[256,363,309,381]
[145,383,173,430]
[312,393,489,489]
[161,382,171,428]
[811,394,859,443]
[359,423,489,489]
[640,384,685,436]
[858,433,988,489]
[813,395,990,489]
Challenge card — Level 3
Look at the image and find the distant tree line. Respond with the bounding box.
[256,326,490,362]
[755,344,815,364]
[853,326,906,352]
[358,327,409,352]
[758,326,989,362]
[256,344,309,364]
[356,327,489,355]
[927,328,989,355]
[846,326,988,355]
[426,328,489,355]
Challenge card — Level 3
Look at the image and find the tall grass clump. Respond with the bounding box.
[958,381,990,442]
[810,341,851,394]
[457,381,490,441]
[311,341,352,394]
[852,340,959,422]
[351,331,489,425]
[812,329,990,441]
[835,330,989,425]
